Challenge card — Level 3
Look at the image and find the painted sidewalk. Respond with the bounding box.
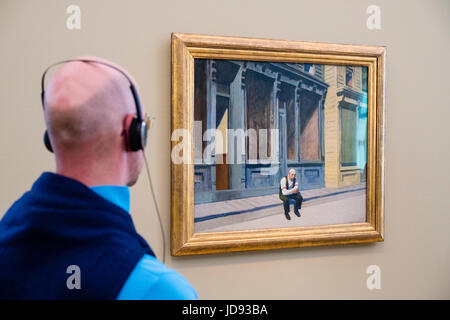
[194,183,366,233]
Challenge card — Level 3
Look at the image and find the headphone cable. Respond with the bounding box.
[142,151,166,264]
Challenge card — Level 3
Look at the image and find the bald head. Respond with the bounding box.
[44,58,136,152]
[43,57,145,186]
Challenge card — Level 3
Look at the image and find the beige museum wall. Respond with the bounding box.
[0,0,449,299]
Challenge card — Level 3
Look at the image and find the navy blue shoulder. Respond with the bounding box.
[0,172,154,300]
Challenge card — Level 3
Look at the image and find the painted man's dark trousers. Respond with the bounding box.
[279,193,303,219]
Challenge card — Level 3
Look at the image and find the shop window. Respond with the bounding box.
[346,67,353,88]
[341,105,357,166]
[362,66,368,93]
[279,83,296,160]
[299,91,320,161]
[246,70,274,161]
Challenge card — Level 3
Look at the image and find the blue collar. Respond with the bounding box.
[90,185,130,213]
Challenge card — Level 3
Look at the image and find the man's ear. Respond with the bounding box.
[122,114,135,151]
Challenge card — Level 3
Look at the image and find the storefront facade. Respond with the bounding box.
[194,60,329,204]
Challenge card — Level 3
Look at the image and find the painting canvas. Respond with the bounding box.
[171,33,385,255]
[193,60,368,233]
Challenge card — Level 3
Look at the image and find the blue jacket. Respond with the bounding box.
[0,172,197,300]
[89,185,197,300]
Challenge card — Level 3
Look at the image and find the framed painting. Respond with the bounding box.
[171,33,385,255]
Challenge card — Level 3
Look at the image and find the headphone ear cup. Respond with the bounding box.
[43,130,54,153]
[128,118,143,152]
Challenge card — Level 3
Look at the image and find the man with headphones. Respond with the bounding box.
[0,57,198,300]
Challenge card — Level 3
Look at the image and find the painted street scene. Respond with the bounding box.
[193,59,368,233]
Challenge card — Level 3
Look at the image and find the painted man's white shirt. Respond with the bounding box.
[280,177,299,196]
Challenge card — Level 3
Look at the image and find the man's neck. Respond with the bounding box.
[56,170,126,187]
[56,157,128,187]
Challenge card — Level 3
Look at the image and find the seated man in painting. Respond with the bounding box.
[279,169,303,220]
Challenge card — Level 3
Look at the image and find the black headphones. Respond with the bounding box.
[41,59,148,152]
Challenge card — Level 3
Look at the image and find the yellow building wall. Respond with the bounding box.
[324,65,340,188]
[324,65,362,188]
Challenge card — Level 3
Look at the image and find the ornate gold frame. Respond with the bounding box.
[171,33,385,256]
